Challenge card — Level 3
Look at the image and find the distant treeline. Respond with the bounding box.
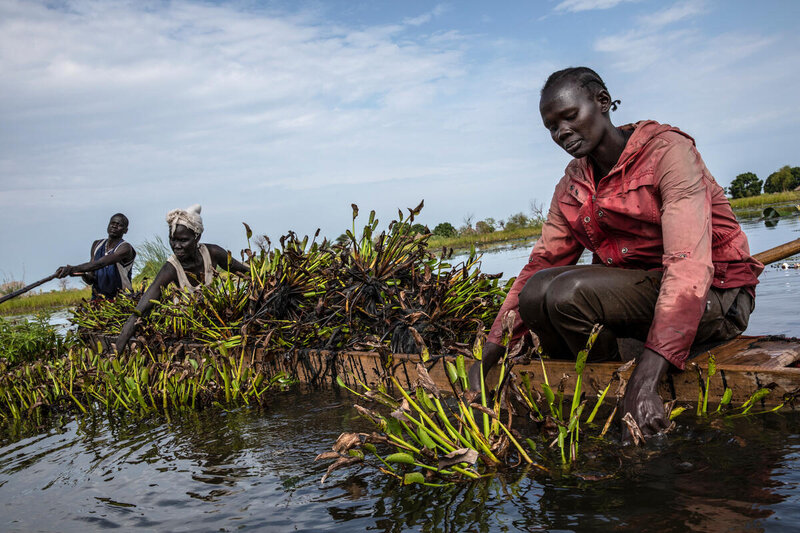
[728,165,800,199]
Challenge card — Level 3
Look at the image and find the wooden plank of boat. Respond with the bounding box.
[248,335,800,407]
[87,333,800,406]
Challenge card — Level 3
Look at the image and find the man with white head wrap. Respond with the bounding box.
[116,204,250,350]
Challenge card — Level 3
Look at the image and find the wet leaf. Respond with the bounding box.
[332,432,361,453]
[621,412,645,446]
[414,363,441,397]
[403,472,426,485]
[385,452,416,465]
[321,456,362,483]
[438,448,479,469]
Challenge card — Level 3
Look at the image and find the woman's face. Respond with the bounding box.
[169,224,200,261]
[540,82,610,159]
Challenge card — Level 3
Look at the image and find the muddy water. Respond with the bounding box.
[1,388,800,532]
[0,215,798,532]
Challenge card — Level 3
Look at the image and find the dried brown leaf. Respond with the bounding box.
[469,403,498,419]
[438,448,479,469]
[321,456,362,484]
[621,412,645,446]
[414,363,441,397]
[332,432,362,453]
[314,451,341,462]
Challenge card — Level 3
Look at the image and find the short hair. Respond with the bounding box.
[541,67,621,111]
[111,213,129,228]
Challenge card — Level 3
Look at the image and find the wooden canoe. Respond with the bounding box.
[256,335,800,407]
[89,334,800,407]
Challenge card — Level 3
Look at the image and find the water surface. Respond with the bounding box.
[1,215,799,532]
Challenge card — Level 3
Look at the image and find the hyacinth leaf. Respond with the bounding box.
[456,355,467,381]
[403,472,426,485]
[541,383,555,407]
[445,361,459,385]
[669,406,687,420]
[385,452,416,465]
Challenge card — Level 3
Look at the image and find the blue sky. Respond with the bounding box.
[2,0,799,287]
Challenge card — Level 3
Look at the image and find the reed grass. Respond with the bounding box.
[729,191,800,211]
[428,225,542,251]
[0,288,91,316]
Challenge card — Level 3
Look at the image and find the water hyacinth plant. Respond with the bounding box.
[317,321,634,483]
[70,202,512,360]
[0,342,294,421]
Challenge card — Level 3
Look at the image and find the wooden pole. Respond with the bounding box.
[753,238,800,266]
[0,274,57,305]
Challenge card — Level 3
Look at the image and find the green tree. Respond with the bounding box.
[504,212,530,230]
[409,223,428,235]
[475,220,495,234]
[764,165,799,193]
[432,222,457,237]
[728,172,762,199]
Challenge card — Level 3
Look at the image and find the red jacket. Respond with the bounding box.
[488,121,763,369]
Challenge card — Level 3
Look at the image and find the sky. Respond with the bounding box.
[2,0,799,288]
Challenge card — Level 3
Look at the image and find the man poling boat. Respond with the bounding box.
[471,67,766,442]
[55,213,137,300]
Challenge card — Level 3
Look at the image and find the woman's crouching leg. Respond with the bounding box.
[518,265,593,358]
[537,267,662,361]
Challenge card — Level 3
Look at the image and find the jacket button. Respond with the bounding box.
[621,247,628,253]
[597,210,604,217]
[606,257,613,264]
[584,216,591,223]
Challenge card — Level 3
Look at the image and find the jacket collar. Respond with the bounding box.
[566,120,694,183]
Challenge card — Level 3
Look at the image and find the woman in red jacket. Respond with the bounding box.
[475,67,762,440]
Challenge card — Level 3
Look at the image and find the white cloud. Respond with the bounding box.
[554,0,638,13]
[0,0,557,282]
[637,0,708,28]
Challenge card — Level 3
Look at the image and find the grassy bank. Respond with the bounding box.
[429,225,542,251]
[0,288,91,316]
[430,192,800,252]
[730,191,800,219]
[729,190,800,210]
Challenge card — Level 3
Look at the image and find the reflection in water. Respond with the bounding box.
[1,216,799,531]
[2,387,799,532]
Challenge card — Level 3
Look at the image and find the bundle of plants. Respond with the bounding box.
[0,313,75,367]
[0,342,293,421]
[244,202,511,355]
[69,202,511,362]
[318,318,800,484]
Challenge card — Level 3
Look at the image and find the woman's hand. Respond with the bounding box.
[467,341,505,392]
[622,347,671,443]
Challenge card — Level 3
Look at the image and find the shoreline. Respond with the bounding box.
[431,191,800,252]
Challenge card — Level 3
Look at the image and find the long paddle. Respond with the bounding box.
[752,238,800,266]
[0,274,58,305]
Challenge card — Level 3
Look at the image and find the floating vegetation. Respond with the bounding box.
[318,322,800,483]
[317,321,622,483]
[0,343,294,421]
[70,201,512,358]
[0,313,75,366]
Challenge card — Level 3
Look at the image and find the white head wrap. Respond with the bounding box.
[166,204,204,237]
